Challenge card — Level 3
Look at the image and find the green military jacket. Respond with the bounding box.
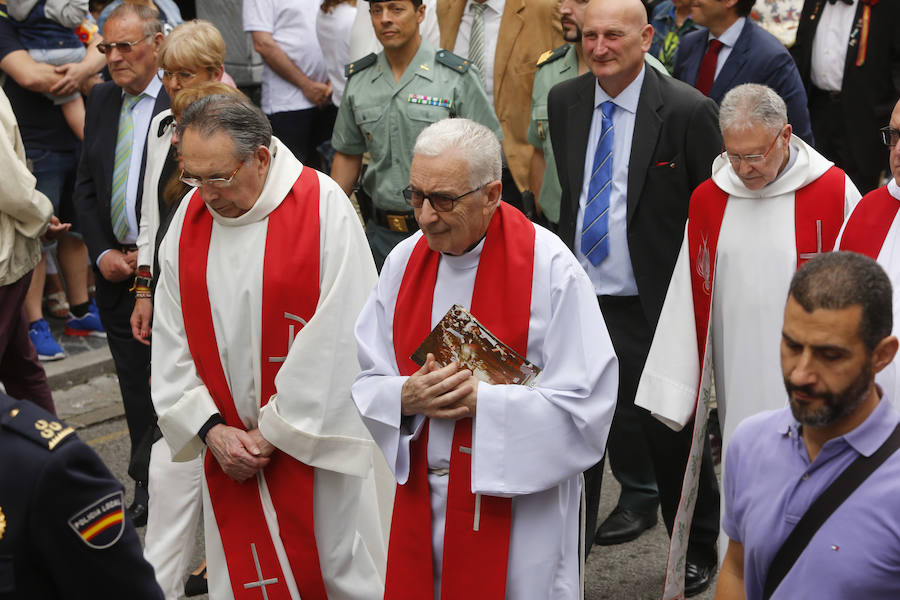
[527,46,670,225]
[332,40,501,212]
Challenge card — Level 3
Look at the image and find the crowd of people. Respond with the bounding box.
[0,0,899,598]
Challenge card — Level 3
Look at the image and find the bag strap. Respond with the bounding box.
[762,421,900,599]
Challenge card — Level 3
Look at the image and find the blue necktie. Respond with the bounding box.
[581,101,615,265]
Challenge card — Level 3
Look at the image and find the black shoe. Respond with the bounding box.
[593,507,658,546]
[684,561,716,597]
[184,566,208,597]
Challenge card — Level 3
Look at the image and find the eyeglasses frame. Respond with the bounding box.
[402,182,490,212]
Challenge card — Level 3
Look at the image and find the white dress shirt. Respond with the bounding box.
[810,0,857,91]
[708,16,744,79]
[575,67,645,296]
[452,0,505,105]
[123,74,162,245]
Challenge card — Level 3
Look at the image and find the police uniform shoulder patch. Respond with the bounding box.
[435,49,471,74]
[345,53,377,79]
[68,491,125,549]
[2,399,75,452]
[537,44,570,67]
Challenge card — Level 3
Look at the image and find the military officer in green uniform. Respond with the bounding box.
[330,0,501,270]
[528,0,668,229]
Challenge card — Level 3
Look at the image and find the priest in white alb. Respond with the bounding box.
[351,118,618,600]
[633,84,859,595]
[837,96,900,410]
[150,94,385,600]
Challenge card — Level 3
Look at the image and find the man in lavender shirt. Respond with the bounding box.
[717,251,900,600]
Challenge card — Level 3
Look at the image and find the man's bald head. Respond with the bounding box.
[582,0,652,97]
[585,0,648,27]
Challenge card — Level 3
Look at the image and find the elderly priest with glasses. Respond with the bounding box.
[351,117,618,599]
[150,93,386,600]
[634,83,859,582]
[837,97,900,410]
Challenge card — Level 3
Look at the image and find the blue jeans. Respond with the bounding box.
[25,148,80,245]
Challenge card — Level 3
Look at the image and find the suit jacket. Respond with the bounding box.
[73,80,170,306]
[437,0,562,192]
[675,19,814,144]
[548,66,722,328]
[791,0,900,183]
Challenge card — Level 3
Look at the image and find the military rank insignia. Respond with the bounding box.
[408,94,452,109]
[68,491,125,549]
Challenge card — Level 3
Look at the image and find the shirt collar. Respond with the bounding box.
[888,178,900,201]
[779,392,900,458]
[123,72,163,100]
[594,63,644,114]
[467,0,503,15]
[710,16,744,47]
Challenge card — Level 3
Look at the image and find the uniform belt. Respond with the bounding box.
[375,207,418,233]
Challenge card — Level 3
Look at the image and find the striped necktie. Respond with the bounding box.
[111,93,144,242]
[581,101,615,266]
[469,2,487,86]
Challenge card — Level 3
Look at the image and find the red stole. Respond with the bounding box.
[385,202,536,599]
[687,166,846,361]
[838,185,900,259]
[178,167,328,600]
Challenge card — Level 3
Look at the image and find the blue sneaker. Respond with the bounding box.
[65,303,106,338]
[29,319,66,361]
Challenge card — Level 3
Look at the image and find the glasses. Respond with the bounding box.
[97,35,151,54]
[722,127,784,168]
[180,161,245,188]
[160,70,199,83]
[402,183,488,212]
[881,126,900,148]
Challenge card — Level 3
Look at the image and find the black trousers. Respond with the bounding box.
[808,87,883,195]
[268,105,338,172]
[94,274,154,485]
[584,295,720,565]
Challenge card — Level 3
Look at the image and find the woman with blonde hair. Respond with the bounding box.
[129,19,241,599]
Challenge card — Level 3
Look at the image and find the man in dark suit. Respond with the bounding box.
[548,0,721,594]
[674,0,813,144]
[73,3,169,526]
[791,0,900,194]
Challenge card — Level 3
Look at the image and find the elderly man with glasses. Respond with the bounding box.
[634,83,860,582]
[72,2,168,527]
[150,92,387,599]
[837,97,900,412]
[352,117,617,599]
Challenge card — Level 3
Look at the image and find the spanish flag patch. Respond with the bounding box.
[67,491,125,549]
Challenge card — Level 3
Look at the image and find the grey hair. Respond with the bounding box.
[413,118,502,187]
[106,3,163,37]
[789,252,893,351]
[177,94,272,161]
[719,83,787,134]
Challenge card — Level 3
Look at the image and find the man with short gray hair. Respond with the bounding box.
[635,83,860,579]
[151,94,385,599]
[352,117,617,598]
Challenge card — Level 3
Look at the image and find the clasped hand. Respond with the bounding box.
[206,425,275,482]
[400,353,478,420]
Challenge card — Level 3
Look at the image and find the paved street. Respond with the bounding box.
[55,372,717,600]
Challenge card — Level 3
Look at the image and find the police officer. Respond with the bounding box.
[0,391,163,599]
[527,0,669,231]
[330,0,501,270]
